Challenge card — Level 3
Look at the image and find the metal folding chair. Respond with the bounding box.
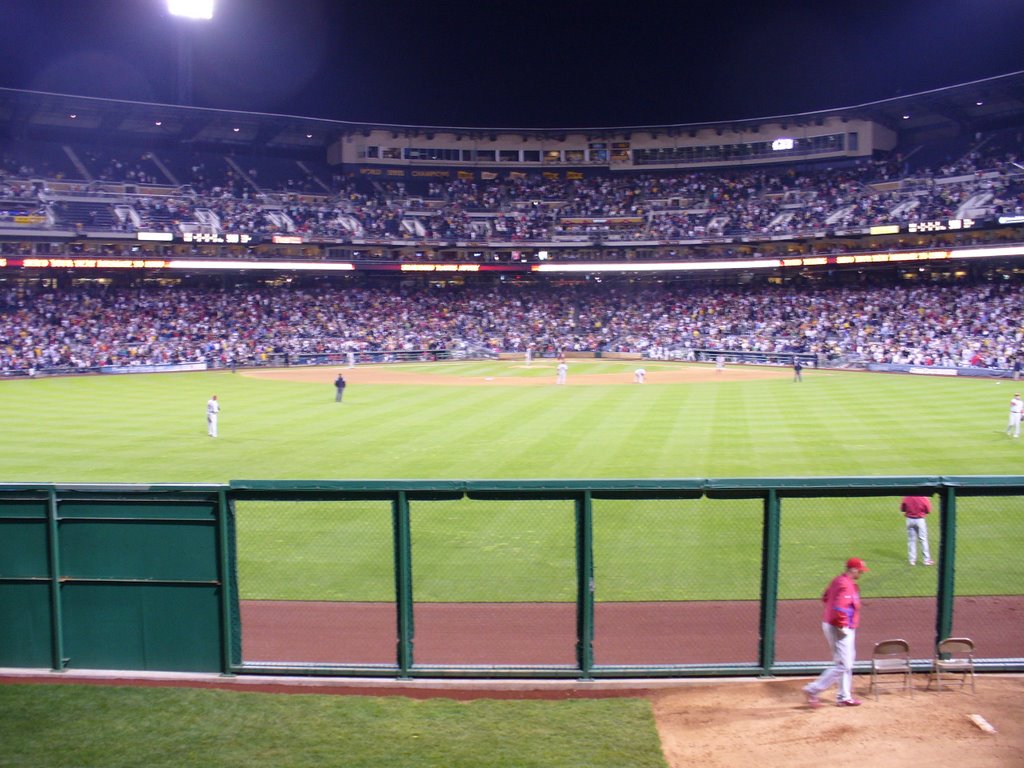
[869,638,914,700]
[927,637,975,693]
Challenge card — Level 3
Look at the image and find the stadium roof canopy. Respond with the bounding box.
[1,70,1023,154]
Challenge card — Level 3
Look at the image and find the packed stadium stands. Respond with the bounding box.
[2,280,1021,374]
[1,78,1024,376]
[2,128,1023,254]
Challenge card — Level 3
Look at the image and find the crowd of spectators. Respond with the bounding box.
[2,280,1021,374]
[2,132,1024,251]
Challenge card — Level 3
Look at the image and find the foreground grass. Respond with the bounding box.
[0,684,666,768]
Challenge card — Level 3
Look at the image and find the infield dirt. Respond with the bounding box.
[246,361,788,387]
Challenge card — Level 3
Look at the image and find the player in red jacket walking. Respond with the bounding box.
[803,557,869,708]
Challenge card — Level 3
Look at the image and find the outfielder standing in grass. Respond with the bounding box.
[803,557,869,708]
[334,373,347,403]
[1007,392,1022,438]
[556,360,568,385]
[901,496,933,565]
[206,394,219,438]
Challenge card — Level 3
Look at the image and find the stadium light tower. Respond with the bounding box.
[167,0,215,105]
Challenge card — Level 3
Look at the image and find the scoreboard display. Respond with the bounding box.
[907,218,976,234]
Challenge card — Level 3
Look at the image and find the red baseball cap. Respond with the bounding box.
[846,557,870,572]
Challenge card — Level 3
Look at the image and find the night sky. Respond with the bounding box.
[1,0,1022,128]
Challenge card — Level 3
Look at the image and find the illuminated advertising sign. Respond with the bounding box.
[869,225,900,235]
[21,258,170,269]
[167,259,355,271]
[182,232,252,244]
[907,218,975,233]
[400,263,480,272]
[834,250,952,265]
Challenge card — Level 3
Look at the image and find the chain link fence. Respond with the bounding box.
[949,493,1024,660]
[226,481,1024,676]
[235,498,396,666]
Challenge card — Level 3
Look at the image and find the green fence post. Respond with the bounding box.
[935,484,957,645]
[224,492,243,673]
[758,489,780,675]
[46,488,66,671]
[575,490,594,678]
[216,488,234,675]
[393,490,414,677]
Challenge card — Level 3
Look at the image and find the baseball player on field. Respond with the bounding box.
[803,557,869,708]
[1007,392,1023,438]
[901,496,933,566]
[206,394,220,438]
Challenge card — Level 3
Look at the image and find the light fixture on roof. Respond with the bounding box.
[155,121,163,126]
[902,114,910,120]
[306,134,313,139]
[232,127,240,132]
[976,101,984,106]
[167,0,214,20]
[69,114,77,119]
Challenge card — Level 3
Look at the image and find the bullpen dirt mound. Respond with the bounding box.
[653,676,1024,768]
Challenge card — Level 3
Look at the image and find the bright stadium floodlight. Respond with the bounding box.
[167,0,214,105]
[167,0,214,20]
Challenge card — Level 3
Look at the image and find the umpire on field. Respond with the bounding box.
[334,373,347,402]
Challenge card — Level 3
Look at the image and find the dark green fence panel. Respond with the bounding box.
[0,492,52,666]
[0,583,52,666]
[54,489,224,672]
[0,520,48,576]
[61,584,222,671]
[0,486,227,673]
[61,520,218,581]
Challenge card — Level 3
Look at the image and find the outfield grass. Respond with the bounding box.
[0,684,665,768]
[1,360,1021,481]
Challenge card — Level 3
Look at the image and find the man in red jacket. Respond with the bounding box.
[803,557,869,708]
[901,495,933,566]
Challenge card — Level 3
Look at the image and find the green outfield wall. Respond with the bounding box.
[1,478,1021,679]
